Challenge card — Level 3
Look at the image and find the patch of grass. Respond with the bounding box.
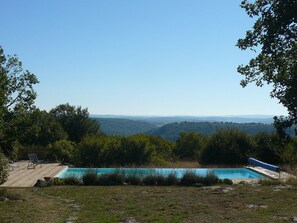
[0,188,23,201]
[36,185,297,223]
[0,188,71,222]
[286,177,297,186]
[259,179,283,186]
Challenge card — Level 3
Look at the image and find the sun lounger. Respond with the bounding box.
[27,154,42,169]
[9,161,20,171]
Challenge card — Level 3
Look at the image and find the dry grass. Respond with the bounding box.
[280,165,297,176]
[0,188,71,223]
[1,185,297,222]
[286,177,297,186]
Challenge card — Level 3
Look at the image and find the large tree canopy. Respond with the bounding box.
[237,0,297,135]
[50,103,100,142]
[0,46,39,155]
[0,46,38,112]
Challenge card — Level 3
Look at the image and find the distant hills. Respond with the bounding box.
[147,122,277,141]
[91,115,275,126]
[91,115,292,141]
[94,118,157,136]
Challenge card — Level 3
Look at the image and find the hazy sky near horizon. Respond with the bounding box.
[1,0,287,116]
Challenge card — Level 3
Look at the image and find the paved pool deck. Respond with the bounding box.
[1,160,67,187]
[245,166,294,180]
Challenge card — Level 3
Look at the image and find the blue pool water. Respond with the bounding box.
[56,168,266,179]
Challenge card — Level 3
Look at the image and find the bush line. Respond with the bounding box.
[46,170,233,187]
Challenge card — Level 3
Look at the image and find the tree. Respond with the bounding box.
[0,46,39,156]
[48,139,75,163]
[175,132,207,160]
[0,46,38,112]
[237,0,297,135]
[252,132,282,164]
[50,103,100,142]
[200,129,253,165]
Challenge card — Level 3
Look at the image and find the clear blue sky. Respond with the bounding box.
[0,0,287,116]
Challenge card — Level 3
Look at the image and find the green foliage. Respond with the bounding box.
[165,173,179,185]
[75,134,173,167]
[179,171,201,186]
[179,171,219,186]
[203,171,219,186]
[50,103,100,143]
[82,171,98,186]
[0,152,9,185]
[259,179,283,186]
[0,46,39,156]
[64,176,81,185]
[0,46,39,113]
[252,132,282,164]
[0,188,7,197]
[49,178,65,186]
[48,139,75,163]
[200,129,253,165]
[76,135,106,167]
[282,137,297,169]
[18,144,49,160]
[237,0,297,135]
[125,174,142,185]
[175,132,207,160]
[142,175,158,186]
[96,173,124,186]
[222,179,233,185]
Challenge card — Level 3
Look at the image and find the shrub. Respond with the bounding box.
[97,173,124,186]
[76,135,106,167]
[222,178,233,185]
[165,173,179,185]
[0,152,9,185]
[156,175,167,186]
[125,175,142,185]
[200,129,253,165]
[50,178,65,186]
[64,176,81,185]
[202,171,219,186]
[48,140,75,163]
[179,171,200,186]
[175,132,207,160]
[142,175,158,186]
[82,171,98,186]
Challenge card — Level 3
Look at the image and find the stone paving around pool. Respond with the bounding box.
[245,166,294,180]
[1,161,67,187]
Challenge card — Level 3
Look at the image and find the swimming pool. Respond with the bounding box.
[56,167,266,179]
